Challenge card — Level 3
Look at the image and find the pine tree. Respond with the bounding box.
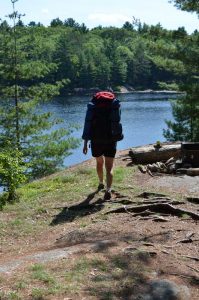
[164,83,199,141]
[170,0,199,14]
[0,0,79,200]
[163,1,199,141]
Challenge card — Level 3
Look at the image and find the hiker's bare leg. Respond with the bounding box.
[105,157,114,190]
[96,156,104,183]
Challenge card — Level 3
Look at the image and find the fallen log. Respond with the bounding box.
[177,168,199,176]
[129,143,181,164]
[105,203,199,220]
[187,168,199,176]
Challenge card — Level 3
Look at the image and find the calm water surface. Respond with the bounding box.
[42,94,174,167]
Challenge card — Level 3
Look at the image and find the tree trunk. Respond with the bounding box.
[129,143,181,164]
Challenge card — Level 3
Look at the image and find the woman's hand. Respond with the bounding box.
[83,140,88,155]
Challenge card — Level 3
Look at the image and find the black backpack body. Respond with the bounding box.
[91,99,112,143]
[82,91,123,143]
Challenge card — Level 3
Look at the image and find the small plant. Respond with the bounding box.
[0,194,7,210]
[0,147,27,203]
[31,264,55,284]
[181,213,189,219]
[114,167,126,183]
[5,291,22,300]
[154,140,162,149]
[31,288,45,300]
[15,280,27,290]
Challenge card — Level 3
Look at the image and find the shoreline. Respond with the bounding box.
[65,89,185,97]
[116,90,184,95]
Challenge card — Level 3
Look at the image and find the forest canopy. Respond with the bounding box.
[1,15,197,93]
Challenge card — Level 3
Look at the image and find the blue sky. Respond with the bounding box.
[0,0,198,33]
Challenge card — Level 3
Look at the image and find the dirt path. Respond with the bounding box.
[0,150,199,299]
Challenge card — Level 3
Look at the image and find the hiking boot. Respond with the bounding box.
[98,183,104,191]
[104,190,112,200]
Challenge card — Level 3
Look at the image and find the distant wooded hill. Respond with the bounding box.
[0,18,198,94]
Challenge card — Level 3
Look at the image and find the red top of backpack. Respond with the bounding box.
[93,91,115,101]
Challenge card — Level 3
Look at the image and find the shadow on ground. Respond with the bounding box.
[50,188,105,225]
[85,251,150,300]
[84,250,190,300]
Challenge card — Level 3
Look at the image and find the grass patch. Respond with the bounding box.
[111,255,129,269]
[75,167,93,176]
[65,257,92,281]
[89,253,148,299]
[181,213,190,219]
[0,160,193,299]
[113,167,126,183]
[0,165,138,242]
[52,174,76,184]
[0,291,22,300]
[1,250,148,299]
[31,288,46,300]
[31,285,63,300]
[15,280,28,290]
[30,264,55,285]
[0,193,8,211]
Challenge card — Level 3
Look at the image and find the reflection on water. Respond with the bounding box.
[41,93,175,167]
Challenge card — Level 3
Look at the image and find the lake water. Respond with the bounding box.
[42,93,175,167]
[0,93,177,193]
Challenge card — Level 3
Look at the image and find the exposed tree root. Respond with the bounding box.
[140,199,184,205]
[186,265,199,274]
[180,255,199,262]
[105,203,199,220]
[137,192,167,198]
[166,272,199,284]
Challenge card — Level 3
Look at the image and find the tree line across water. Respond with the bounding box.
[0,16,197,92]
[0,0,198,202]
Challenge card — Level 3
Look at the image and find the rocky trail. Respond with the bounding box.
[0,150,199,299]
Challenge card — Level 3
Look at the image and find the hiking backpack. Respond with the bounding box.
[82,91,123,143]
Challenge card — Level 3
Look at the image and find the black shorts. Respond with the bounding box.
[91,142,117,158]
